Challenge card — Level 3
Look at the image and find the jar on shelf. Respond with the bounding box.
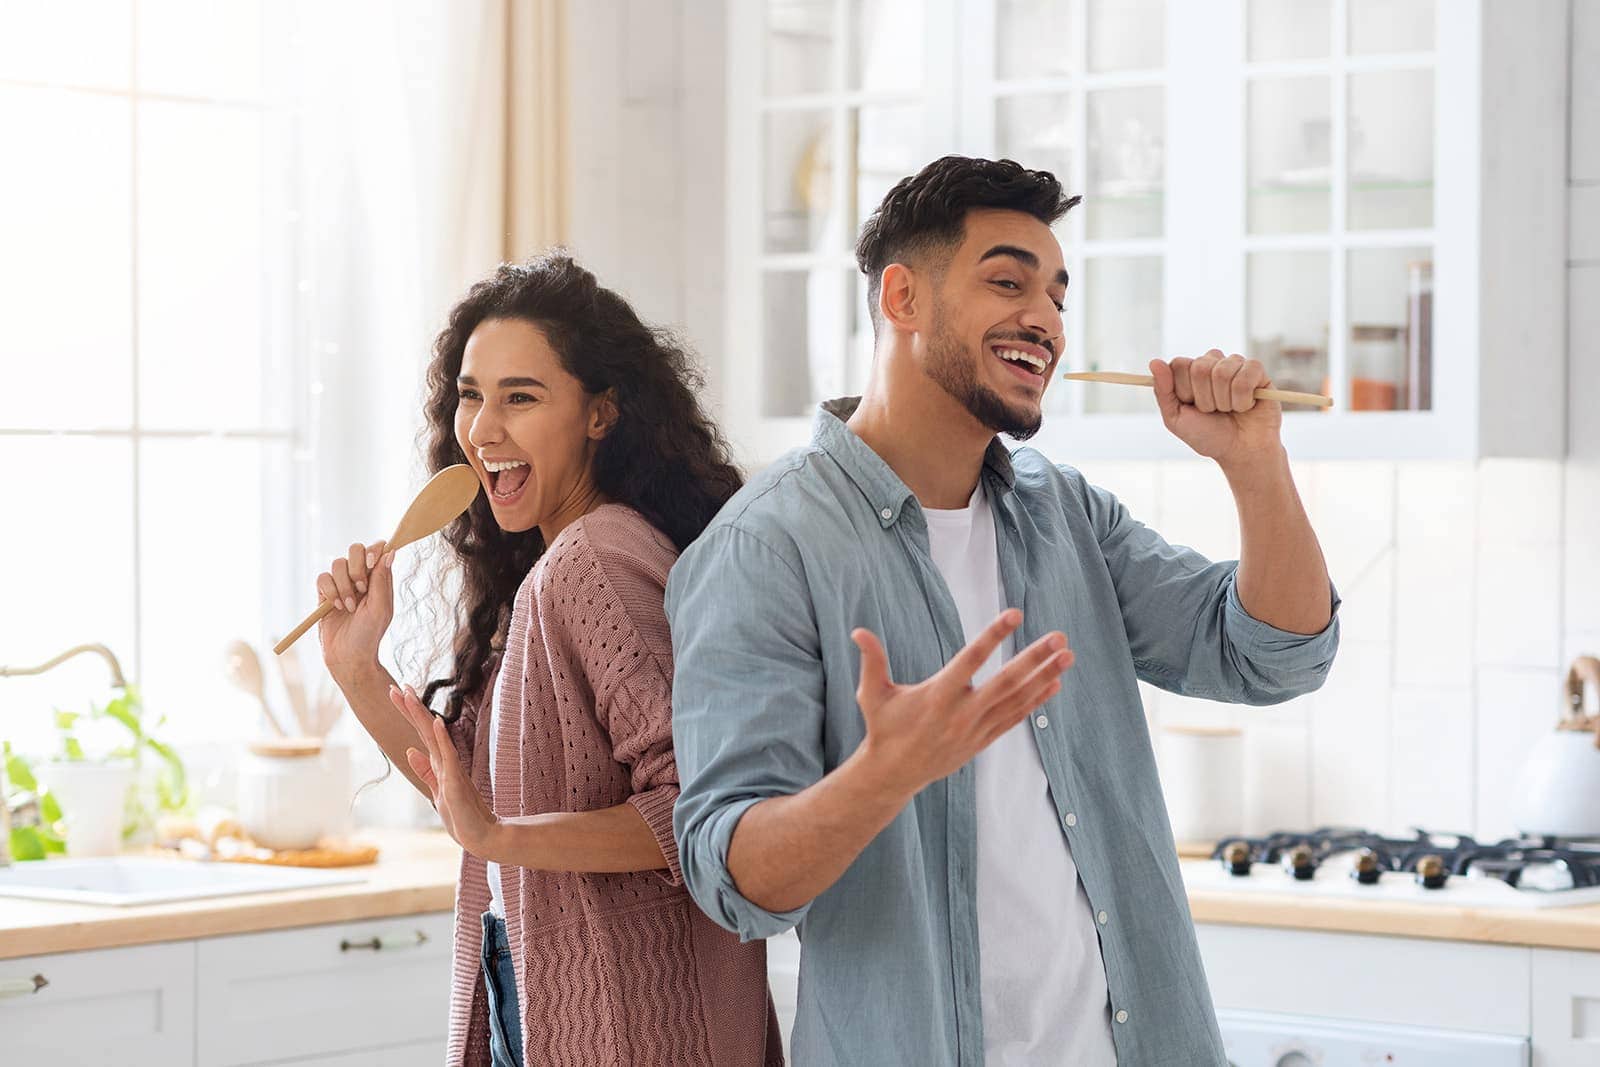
[1276,345,1324,399]
[1405,261,1433,410]
[1349,324,1403,410]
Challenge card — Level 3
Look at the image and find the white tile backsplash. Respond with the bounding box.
[1388,686,1475,832]
[1155,460,1240,562]
[1473,540,1563,668]
[1476,667,1565,840]
[1309,640,1393,830]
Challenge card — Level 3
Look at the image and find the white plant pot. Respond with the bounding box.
[37,760,135,857]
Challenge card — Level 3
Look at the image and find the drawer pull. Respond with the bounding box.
[339,931,429,953]
[0,974,48,999]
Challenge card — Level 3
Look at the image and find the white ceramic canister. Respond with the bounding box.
[1160,724,1244,846]
[236,738,328,850]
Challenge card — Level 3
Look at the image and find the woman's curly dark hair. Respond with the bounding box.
[416,251,743,721]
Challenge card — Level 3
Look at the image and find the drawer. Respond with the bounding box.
[0,941,195,1067]
[196,911,454,1067]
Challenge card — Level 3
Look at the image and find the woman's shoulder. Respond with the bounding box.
[528,506,676,659]
[540,504,676,587]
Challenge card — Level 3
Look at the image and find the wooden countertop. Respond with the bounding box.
[0,829,460,961]
[1187,887,1600,950]
[8,832,1600,958]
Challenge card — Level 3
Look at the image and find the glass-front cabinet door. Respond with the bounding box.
[726,0,1562,463]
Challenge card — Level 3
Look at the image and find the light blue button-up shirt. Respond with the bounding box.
[667,399,1340,1066]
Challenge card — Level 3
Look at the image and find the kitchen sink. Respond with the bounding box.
[0,856,365,906]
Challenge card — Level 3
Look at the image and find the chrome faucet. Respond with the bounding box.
[0,643,130,867]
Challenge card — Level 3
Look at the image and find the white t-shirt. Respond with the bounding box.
[921,483,1117,1066]
[486,670,507,919]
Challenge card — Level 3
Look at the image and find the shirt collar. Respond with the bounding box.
[812,397,1017,529]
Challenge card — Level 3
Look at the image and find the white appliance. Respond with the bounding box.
[1219,1009,1529,1066]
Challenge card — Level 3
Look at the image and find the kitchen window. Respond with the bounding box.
[0,1,307,746]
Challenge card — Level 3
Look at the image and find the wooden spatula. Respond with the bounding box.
[272,464,482,655]
[1060,370,1334,408]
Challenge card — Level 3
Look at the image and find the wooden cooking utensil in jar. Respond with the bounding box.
[1060,370,1334,408]
[272,465,481,655]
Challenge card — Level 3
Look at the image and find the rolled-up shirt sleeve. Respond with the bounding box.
[666,524,826,941]
[1080,474,1340,704]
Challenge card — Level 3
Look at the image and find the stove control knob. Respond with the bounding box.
[1350,848,1382,885]
[1220,840,1253,877]
[1283,844,1317,881]
[1415,853,1448,890]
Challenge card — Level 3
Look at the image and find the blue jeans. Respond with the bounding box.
[480,911,524,1067]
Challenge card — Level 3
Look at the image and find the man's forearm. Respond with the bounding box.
[725,743,916,914]
[1221,445,1334,635]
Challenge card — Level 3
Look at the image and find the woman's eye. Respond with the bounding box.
[457,390,481,402]
[1053,301,1065,313]
[994,279,1020,291]
[508,392,536,404]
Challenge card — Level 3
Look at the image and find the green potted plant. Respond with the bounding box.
[5,686,188,858]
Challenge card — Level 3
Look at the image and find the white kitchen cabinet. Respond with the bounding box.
[0,941,196,1067]
[727,0,1568,463]
[1532,947,1600,1067]
[195,912,454,1067]
[1196,923,1531,1035]
[0,911,453,1066]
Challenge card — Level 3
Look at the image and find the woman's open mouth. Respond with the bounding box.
[482,458,530,504]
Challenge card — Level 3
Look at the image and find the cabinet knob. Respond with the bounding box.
[339,930,429,953]
[0,974,48,999]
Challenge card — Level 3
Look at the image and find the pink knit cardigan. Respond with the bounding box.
[442,505,783,1066]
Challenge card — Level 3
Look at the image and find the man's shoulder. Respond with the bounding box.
[704,443,851,540]
[1006,445,1092,510]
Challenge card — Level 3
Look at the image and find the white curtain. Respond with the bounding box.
[289,0,568,819]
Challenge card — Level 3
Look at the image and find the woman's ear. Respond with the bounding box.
[588,388,619,441]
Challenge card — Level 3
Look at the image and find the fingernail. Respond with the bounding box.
[383,551,395,567]
[355,581,367,594]
[345,597,356,612]
[366,552,376,569]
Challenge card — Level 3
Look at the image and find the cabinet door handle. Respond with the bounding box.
[0,975,48,999]
[339,930,429,953]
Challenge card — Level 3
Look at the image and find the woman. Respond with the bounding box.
[315,252,782,1067]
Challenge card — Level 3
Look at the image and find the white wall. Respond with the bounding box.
[567,0,1600,843]
[562,0,728,414]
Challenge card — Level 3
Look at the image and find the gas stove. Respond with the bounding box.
[1179,827,1600,909]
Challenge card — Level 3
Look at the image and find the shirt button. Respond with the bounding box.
[1064,812,1078,828]
[1097,910,1108,925]
[880,507,892,520]
[1115,1009,1129,1024]
[1035,714,1049,729]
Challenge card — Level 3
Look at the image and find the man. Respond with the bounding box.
[668,156,1338,1065]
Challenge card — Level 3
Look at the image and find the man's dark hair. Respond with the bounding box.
[854,155,1080,330]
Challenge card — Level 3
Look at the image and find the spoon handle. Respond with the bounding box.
[1060,370,1334,408]
[272,600,336,657]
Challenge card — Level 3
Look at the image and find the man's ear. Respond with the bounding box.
[879,262,921,331]
[588,388,619,441]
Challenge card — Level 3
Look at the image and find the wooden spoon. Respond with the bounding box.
[224,639,290,737]
[1060,370,1334,408]
[272,464,482,655]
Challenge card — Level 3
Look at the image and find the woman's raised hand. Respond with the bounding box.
[389,683,501,857]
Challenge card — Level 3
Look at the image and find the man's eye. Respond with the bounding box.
[994,279,1020,291]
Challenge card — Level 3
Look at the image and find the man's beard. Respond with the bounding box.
[924,310,1043,441]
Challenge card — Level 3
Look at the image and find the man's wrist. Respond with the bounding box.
[1218,443,1291,490]
[844,740,922,815]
